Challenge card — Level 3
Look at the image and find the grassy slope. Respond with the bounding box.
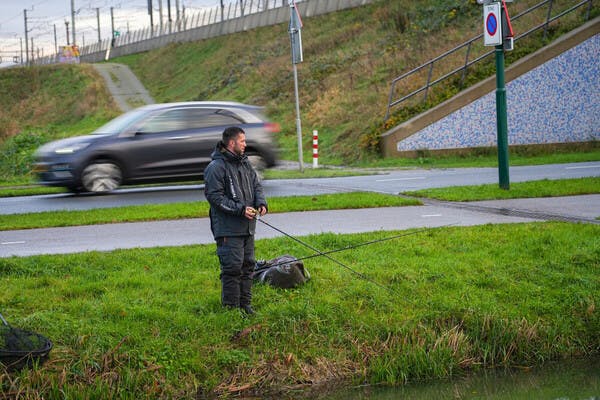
[0,64,120,182]
[115,0,485,163]
[0,64,119,140]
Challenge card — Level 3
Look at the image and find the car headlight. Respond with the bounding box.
[55,143,90,154]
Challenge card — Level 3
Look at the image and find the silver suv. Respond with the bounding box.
[33,102,279,193]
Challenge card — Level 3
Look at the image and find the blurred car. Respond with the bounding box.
[33,101,279,193]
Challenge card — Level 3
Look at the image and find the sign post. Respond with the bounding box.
[482,0,513,190]
[289,0,304,172]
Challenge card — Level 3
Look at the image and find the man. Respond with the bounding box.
[204,126,268,315]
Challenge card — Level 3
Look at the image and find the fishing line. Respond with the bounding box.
[263,223,458,269]
[257,216,398,293]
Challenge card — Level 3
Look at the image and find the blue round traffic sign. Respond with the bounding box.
[486,13,498,36]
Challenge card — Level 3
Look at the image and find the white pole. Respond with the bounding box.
[293,62,304,172]
[312,130,318,168]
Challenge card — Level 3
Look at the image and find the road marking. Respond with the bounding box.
[1,241,26,245]
[376,177,426,182]
[565,165,600,170]
[422,214,443,218]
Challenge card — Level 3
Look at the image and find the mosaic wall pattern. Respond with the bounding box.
[397,34,599,151]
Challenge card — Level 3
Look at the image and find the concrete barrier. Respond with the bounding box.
[71,0,373,64]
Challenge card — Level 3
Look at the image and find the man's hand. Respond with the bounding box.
[244,207,257,220]
[257,205,267,217]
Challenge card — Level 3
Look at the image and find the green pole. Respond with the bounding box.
[495,44,510,190]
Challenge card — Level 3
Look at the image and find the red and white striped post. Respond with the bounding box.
[312,130,319,168]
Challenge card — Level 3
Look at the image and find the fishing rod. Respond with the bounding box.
[260,223,458,269]
[255,215,443,294]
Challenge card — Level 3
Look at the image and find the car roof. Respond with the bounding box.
[138,101,261,111]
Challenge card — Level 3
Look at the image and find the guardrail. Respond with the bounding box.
[384,0,596,121]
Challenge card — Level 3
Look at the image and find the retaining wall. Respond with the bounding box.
[381,17,600,157]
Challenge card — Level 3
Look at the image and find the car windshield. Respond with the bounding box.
[90,108,151,135]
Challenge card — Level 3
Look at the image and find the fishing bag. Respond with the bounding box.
[253,255,310,289]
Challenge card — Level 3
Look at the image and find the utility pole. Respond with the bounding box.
[288,0,304,171]
[167,0,172,33]
[158,0,164,31]
[96,8,101,43]
[71,0,76,45]
[175,0,180,30]
[148,0,154,35]
[23,9,29,65]
[110,7,115,46]
[53,24,58,54]
[65,21,70,45]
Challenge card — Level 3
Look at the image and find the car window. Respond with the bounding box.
[91,108,150,135]
[136,108,243,134]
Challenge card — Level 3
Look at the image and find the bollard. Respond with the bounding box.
[312,130,319,168]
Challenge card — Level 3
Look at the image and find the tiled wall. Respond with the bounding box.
[397,34,600,152]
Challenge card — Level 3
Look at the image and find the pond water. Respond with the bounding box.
[322,356,599,400]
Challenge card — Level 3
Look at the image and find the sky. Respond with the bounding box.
[0,0,223,67]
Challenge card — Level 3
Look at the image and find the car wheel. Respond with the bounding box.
[247,153,267,179]
[81,161,122,193]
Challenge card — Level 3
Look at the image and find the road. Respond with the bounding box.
[1,162,598,215]
[1,192,598,257]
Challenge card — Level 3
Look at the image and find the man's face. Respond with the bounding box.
[231,133,246,156]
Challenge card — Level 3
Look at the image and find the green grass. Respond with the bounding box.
[0,193,420,231]
[353,147,600,169]
[1,222,598,398]
[403,177,600,201]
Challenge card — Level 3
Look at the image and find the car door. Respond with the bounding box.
[119,107,243,180]
[177,107,246,174]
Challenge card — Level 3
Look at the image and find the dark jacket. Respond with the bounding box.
[204,141,267,239]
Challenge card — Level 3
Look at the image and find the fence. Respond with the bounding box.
[384,0,596,121]
[33,0,373,65]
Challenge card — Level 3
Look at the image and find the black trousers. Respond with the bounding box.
[216,235,255,307]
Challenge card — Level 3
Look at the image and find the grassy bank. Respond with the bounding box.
[403,177,600,202]
[0,193,420,231]
[2,177,597,231]
[1,222,598,398]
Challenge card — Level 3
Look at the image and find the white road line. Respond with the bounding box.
[1,241,26,245]
[422,214,443,217]
[376,177,426,182]
[565,165,600,170]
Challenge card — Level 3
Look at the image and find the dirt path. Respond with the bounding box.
[92,63,155,112]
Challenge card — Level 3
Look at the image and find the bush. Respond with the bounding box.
[0,132,48,180]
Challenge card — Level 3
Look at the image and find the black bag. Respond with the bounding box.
[253,255,310,289]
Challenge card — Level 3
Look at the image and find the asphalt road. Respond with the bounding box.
[1,194,598,258]
[1,161,598,215]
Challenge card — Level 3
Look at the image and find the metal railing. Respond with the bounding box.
[384,0,596,121]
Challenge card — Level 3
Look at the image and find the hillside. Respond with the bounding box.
[0,0,596,181]
[114,0,485,163]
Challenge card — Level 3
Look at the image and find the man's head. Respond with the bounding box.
[222,127,246,156]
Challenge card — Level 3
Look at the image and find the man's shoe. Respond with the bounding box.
[241,305,255,315]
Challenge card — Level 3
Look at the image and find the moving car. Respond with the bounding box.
[33,101,279,193]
